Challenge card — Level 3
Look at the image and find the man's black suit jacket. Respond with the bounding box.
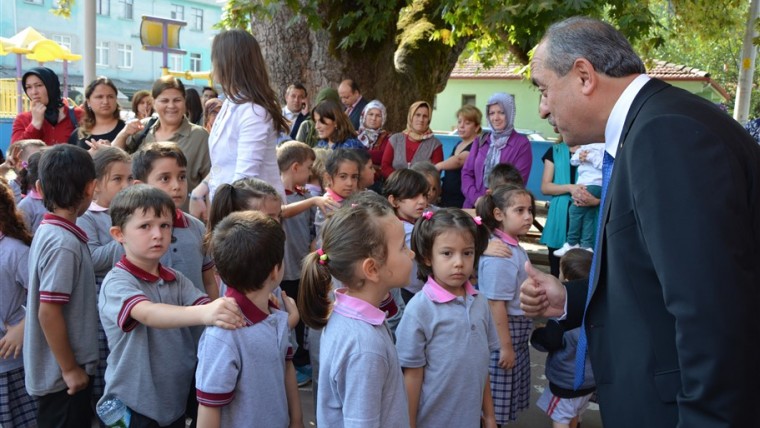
[347,97,369,131]
[565,78,760,428]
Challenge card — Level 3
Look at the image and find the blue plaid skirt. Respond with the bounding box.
[489,314,532,424]
[0,366,38,428]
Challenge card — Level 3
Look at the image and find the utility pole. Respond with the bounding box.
[83,0,96,87]
[734,0,760,123]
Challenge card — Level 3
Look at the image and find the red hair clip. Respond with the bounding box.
[316,248,329,265]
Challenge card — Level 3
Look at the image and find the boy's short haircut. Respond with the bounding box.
[310,148,329,186]
[131,142,188,182]
[110,183,176,230]
[277,141,316,172]
[488,162,524,188]
[410,161,439,181]
[382,168,429,200]
[211,210,285,293]
[38,144,96,211]
[560,249,594,282]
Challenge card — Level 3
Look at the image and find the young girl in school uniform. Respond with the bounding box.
[382,168,430,304]
[298,200,414,428]
[396,208,499,427]
[16,151,47,234]
[75,146,132,401]
[313,149,361,245]
[0,178,37,428]
[476,184,536,426]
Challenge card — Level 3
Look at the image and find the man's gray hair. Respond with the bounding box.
[543,17,646,78]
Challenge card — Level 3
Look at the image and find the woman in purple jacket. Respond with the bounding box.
[460,92,532,207]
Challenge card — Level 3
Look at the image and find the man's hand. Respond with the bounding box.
[520,261,566,318]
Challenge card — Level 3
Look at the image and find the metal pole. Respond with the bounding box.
[83,0,96,87]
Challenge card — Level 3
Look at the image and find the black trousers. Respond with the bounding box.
[280,279,310,367]
[37,379,93,428]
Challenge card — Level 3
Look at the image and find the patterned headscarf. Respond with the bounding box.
[403,101,434,142]
[357,100,387,149]
[22,67,64,126]
[483,93,517,184]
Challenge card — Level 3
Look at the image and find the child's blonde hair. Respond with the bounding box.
[310,147,329,189]
[298,200,395,329]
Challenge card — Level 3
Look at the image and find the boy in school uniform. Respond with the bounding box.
[132,142,218,300]
[277,141,316,385]
[196,211,303,427]
[23,144,98,427]
[98,184,243,427]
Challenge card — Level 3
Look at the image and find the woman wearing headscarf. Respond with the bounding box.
[357,100,390,184]
[460,92,532,208]
[295,88,341,147]
[381,100,443,178]
[11,67,84,145]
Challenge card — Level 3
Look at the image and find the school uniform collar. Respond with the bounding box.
[224,287,276,326]
[285,186,305,196]
[333,288,386,326]
[397,216,415,225]
[173,209,189,228]
[422,276,478,303]
[493,228,518,246]
[325,188,344,203]
[116,254,176,282]
[41,213,89,243]
[28,189,43,200]
[88,201,108,212]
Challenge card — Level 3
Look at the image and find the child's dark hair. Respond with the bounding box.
[347,147,371,166]
[110,184,176,230]
[277,140,316,172]
[325,149,361,177]
[205,177,282,250]
[560,249,593,282]
[488,163,524,188]
[410,161,439,182]
[38,144,96,212]
[131,142,188,182]
[93,146,131,180]
[298,201,395,329]
[382,168,429,200]
[411,208,489,281]
[475,184,535,231]
[18,150,44,194]
[210,210,285,293]
[0,177,33,246]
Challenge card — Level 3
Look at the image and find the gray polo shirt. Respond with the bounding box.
[282,189,315,281]
[196,287,294,427]
[24,214,99,396]
[317,289,410,428]
[98,257,210,426]
[401,219,424,294]
[76,203,124,284]
[478,233,528,315]
[0,233,30,374]
[17,193,46,233]
[396,278,500,427]
[161,210,214,293]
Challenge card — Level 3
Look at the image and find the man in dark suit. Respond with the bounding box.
[521,17,760,428]
[338,78,369,131]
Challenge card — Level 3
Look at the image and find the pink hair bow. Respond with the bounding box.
[473,216,482,226]
[422,211,433,220]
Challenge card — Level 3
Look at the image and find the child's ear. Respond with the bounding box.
[35,180,43,197]
[84,179,97,200]
[109,225,125,243]
[360,257,380,283]
[493,207,505,222]
[387,195,398,208]
[132,179,144,185]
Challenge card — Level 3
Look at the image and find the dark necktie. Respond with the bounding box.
[574,150,615,389]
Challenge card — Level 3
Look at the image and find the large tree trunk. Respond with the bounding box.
[248,0,469,132]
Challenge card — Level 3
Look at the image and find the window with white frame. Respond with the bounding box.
[171,4,185,21]
[24,0,44,5]
[169,54,183,71]
[119,0,133,19]
[117,44,133,68]
[51,35,72,52]
[191,8,203,31]
[96,0,110,16]
[96,42,109,67]
[190,53,202,72]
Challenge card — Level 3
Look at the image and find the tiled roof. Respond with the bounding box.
[449,58,729,101]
